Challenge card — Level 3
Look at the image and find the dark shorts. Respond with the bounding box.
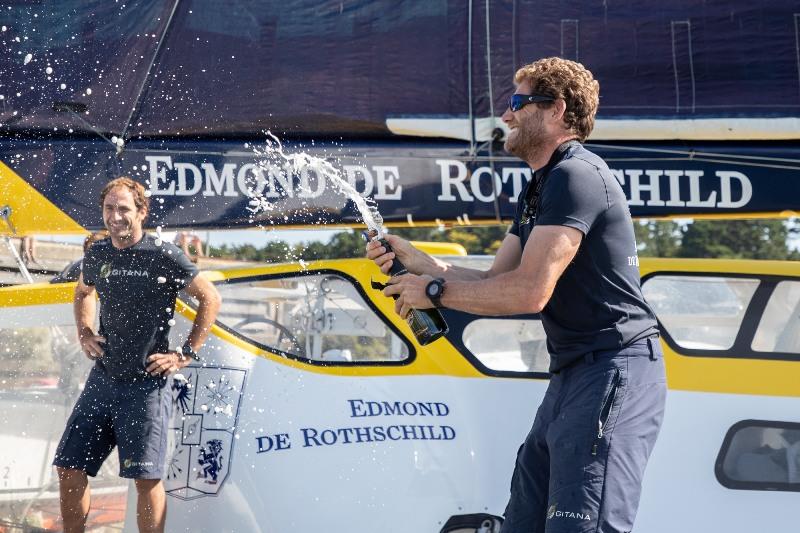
[501,336,667,533]
[53,366,172,479]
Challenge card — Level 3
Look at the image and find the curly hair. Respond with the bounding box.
[99,176,150,215]
[514,57,600,141]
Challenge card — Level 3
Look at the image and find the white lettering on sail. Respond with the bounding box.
[174,162,203,196]
[663,170,686,207]
[374,166,402,200]
[147,155,175,195]
[501,167,531,203]
[236,164,266,198]
[470,167,502,202]
[343,166,374,197]
[142,156,754,212]
[716,171,752,208]
[436,159,473,201]
[627,169,666,207]
[201,163,238,197]
[685,170,717,207]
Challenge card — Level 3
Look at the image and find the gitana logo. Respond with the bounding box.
[98,265,150,278]
[123,458,153,469]
[547,504,557,520]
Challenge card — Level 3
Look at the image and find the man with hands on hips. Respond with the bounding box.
[54,177,221,533]
[367,58,665,533]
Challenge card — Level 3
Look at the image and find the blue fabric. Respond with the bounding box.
[501,338,666,533]
[53,366,173,479]
[509,142,659,372]
[82,234,198,381]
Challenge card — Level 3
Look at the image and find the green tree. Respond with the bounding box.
[678,219,799,260]
[326,230,367,258]
[208,219,799,263]
[393,225,507,254]
[634,221,682,258]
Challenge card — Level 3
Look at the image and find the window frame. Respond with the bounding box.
[715,419,800,492]
[203,269,416,367]
[751,279,800,355]
[441,309,551,379]
[641,271,800,362]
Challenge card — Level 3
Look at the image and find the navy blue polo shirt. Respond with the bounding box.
[509,141,658,372]
[81,234,199,381]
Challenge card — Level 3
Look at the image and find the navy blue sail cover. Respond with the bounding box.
[1,1,798,229]
[2,0,800,137]
[0,138,796,229]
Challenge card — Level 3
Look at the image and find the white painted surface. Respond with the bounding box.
[1,294,797,532]
[132,316,800,532]
[386,117,800,142]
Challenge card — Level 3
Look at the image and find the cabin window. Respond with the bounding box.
[215,273,410,363]
[716,420,800,491]
[752,281,800,354]
[642,275,759,350]
[461,319,550,373]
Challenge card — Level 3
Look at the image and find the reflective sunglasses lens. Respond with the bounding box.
[509,95,525,111]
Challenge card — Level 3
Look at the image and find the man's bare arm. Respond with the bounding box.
[146,274,221,376]
[73,273,105,359]
[434,226,582,315]
[367,233,523,282]
[182,274,221,353]
[437,234,523,281]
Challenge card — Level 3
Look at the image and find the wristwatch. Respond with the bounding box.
[181,343,201,362]
[425,277,446,308]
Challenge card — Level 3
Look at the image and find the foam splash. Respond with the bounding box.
[249,132,385,237]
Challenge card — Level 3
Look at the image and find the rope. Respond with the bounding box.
[121,0,183,142]
[467,0,476,156]
[485,0,501,222]
[585,142,800,168]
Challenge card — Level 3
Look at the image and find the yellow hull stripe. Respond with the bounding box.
[1,258,798,395]
[0,160,87,236]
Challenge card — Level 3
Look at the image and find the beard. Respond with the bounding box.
[105,220,134,240]
[504,112,547,162]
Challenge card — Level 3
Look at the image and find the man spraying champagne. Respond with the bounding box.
[367,58,665,533]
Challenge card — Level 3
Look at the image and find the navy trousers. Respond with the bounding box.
[501,337,667,533]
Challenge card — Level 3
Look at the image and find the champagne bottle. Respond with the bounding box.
[366,228,449,346]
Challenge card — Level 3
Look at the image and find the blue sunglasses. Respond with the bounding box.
[508,93,555,112]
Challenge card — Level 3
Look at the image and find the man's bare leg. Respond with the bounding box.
[135,478,166,533]
[57,467,90,533]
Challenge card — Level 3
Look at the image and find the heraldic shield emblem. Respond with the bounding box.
[165,365,247,500]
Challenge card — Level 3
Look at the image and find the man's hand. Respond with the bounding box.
[365,234,423,275]
[146,351,191,377]
[78,327,106,360]
[383,274,434,318]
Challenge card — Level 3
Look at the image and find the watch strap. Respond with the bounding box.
[181,343,201,362]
